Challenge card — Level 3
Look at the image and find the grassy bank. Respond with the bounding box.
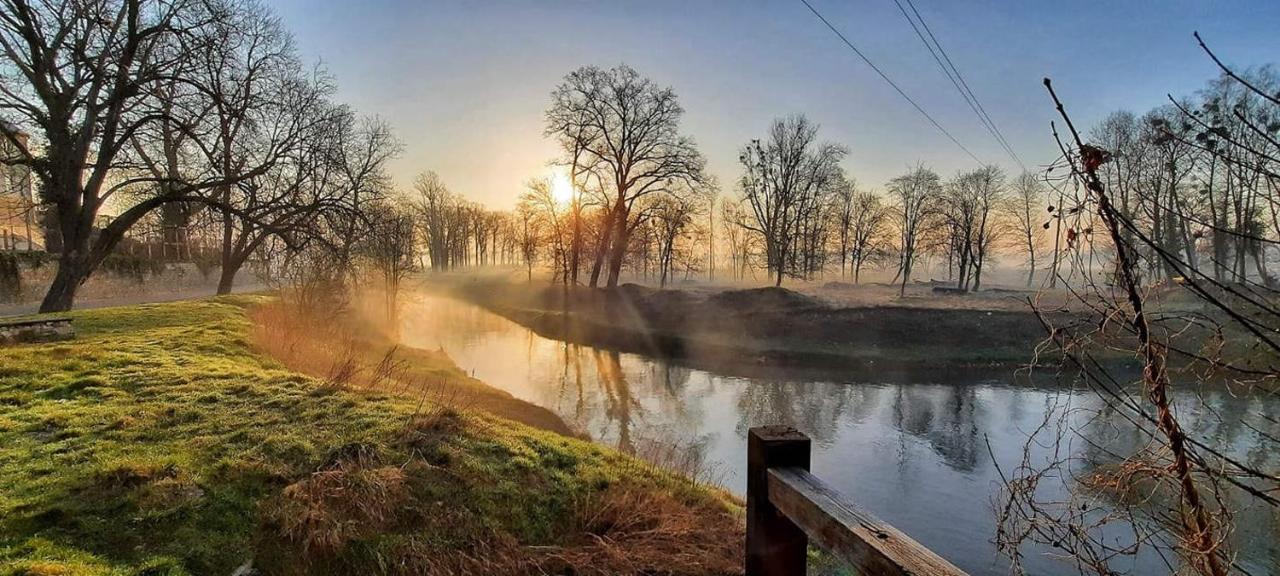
[444,279,1075,380]
[0,296,742,575]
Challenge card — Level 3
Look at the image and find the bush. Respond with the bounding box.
[0,253,19,302]
[99,253,167,283]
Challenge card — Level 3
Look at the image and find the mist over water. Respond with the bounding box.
[399,291,1279,576]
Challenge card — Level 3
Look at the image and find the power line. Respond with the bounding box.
[896,0,1026,170]
[797,0,986,166]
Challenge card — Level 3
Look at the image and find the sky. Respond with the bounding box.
[266,0,1279,210]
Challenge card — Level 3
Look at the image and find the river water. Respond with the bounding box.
[398,292,1278,575]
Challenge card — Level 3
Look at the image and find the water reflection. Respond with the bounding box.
[398,292,1277,576]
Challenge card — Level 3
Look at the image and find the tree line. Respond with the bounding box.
[0,0,401,312]
[492,63,1280,297]
[4,1,1275,314]
[484,65,1058,294]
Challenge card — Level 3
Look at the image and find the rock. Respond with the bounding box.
[0,317,74,345]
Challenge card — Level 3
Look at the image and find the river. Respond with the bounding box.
[398,292,1278,575]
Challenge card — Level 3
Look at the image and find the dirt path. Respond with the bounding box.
[0,281,267,317]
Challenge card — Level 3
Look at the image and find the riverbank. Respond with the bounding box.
[0,296,743,575]
[441,279,1076,380]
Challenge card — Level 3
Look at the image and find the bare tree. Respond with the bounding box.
[736,115,847,287]
[411,171,455,272]
[360,199,417,322]
[0,0,281,311]
[832,177,859,277]
[1009,171,1048,287]
[938,167,1005,292]
[997,59,1280,574]
[514,200,541,281]
[546,65,706,288]
[888,165,940,296]
[720,200,756,281]
[651,189,708,288]
[519,176,570,282]
[847,190,888,284]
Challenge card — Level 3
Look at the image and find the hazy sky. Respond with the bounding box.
[267,0,1278,209]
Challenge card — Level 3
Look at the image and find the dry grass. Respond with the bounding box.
[631,434,727,487]
[246,297,744,575]
[535,484,745,575]
[372,481,745,576]
[265,445,409,558]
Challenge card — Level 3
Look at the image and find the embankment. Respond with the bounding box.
[0,296,743,575]
[445,280,1077,380]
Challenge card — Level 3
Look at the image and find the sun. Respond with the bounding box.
[551,171,575,205]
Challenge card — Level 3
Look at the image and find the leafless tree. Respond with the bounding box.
[1009,171,1049,287]
[940,165,1006,291]
[888,165,940,296]
[546,65,706,288]
[651,189,708,288]
[832,176,860,277]
[847,190,889,284]
[360,199,417,322]
[519,176,570,282]
[736,115,847,287]
[720,200,756,281]
[996,47,1280,573]
[0,0,282,311]
[514,199,541,282]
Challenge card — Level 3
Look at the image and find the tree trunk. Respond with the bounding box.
[39,257,84,313]
[605,201,628,288]
[216,256,241,295]
[899,250,912,297]
[39,195,96,312]
[589,210,615,288]
[570,203,582,285]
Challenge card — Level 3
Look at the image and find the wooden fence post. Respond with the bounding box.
[746,426,811,576]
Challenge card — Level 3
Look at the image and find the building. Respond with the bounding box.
[0,125,40,252]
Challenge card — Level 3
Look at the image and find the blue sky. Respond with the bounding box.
[267,0,1279,208]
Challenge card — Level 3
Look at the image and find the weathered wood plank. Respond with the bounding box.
[767,466,968,576]
[746,426,810,576]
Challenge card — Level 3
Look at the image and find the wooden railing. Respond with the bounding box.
[746,426,968,576]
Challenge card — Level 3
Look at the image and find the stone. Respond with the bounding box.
[0,317,74,345]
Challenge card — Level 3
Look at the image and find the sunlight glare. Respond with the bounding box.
[551,171,574,205]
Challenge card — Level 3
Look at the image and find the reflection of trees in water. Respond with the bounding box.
[733,381,862,447]
[1076,389,1280,473]
[404,295,519,347]
[538,346,718,477]
[732,380,992,472]
[593,349,638,453]
[556,341,587,426]
[1071,388,1280,572]
[652,362,692,397]
[890,385,984,473]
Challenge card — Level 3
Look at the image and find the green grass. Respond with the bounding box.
[0,296,740,575]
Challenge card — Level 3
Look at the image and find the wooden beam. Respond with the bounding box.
[746,426,810,576]
[768,466,968,576]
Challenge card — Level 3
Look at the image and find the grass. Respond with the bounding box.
[0,296,743,575]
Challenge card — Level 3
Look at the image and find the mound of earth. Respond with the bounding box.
[708,287,824,313]
[615,282,656,301]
